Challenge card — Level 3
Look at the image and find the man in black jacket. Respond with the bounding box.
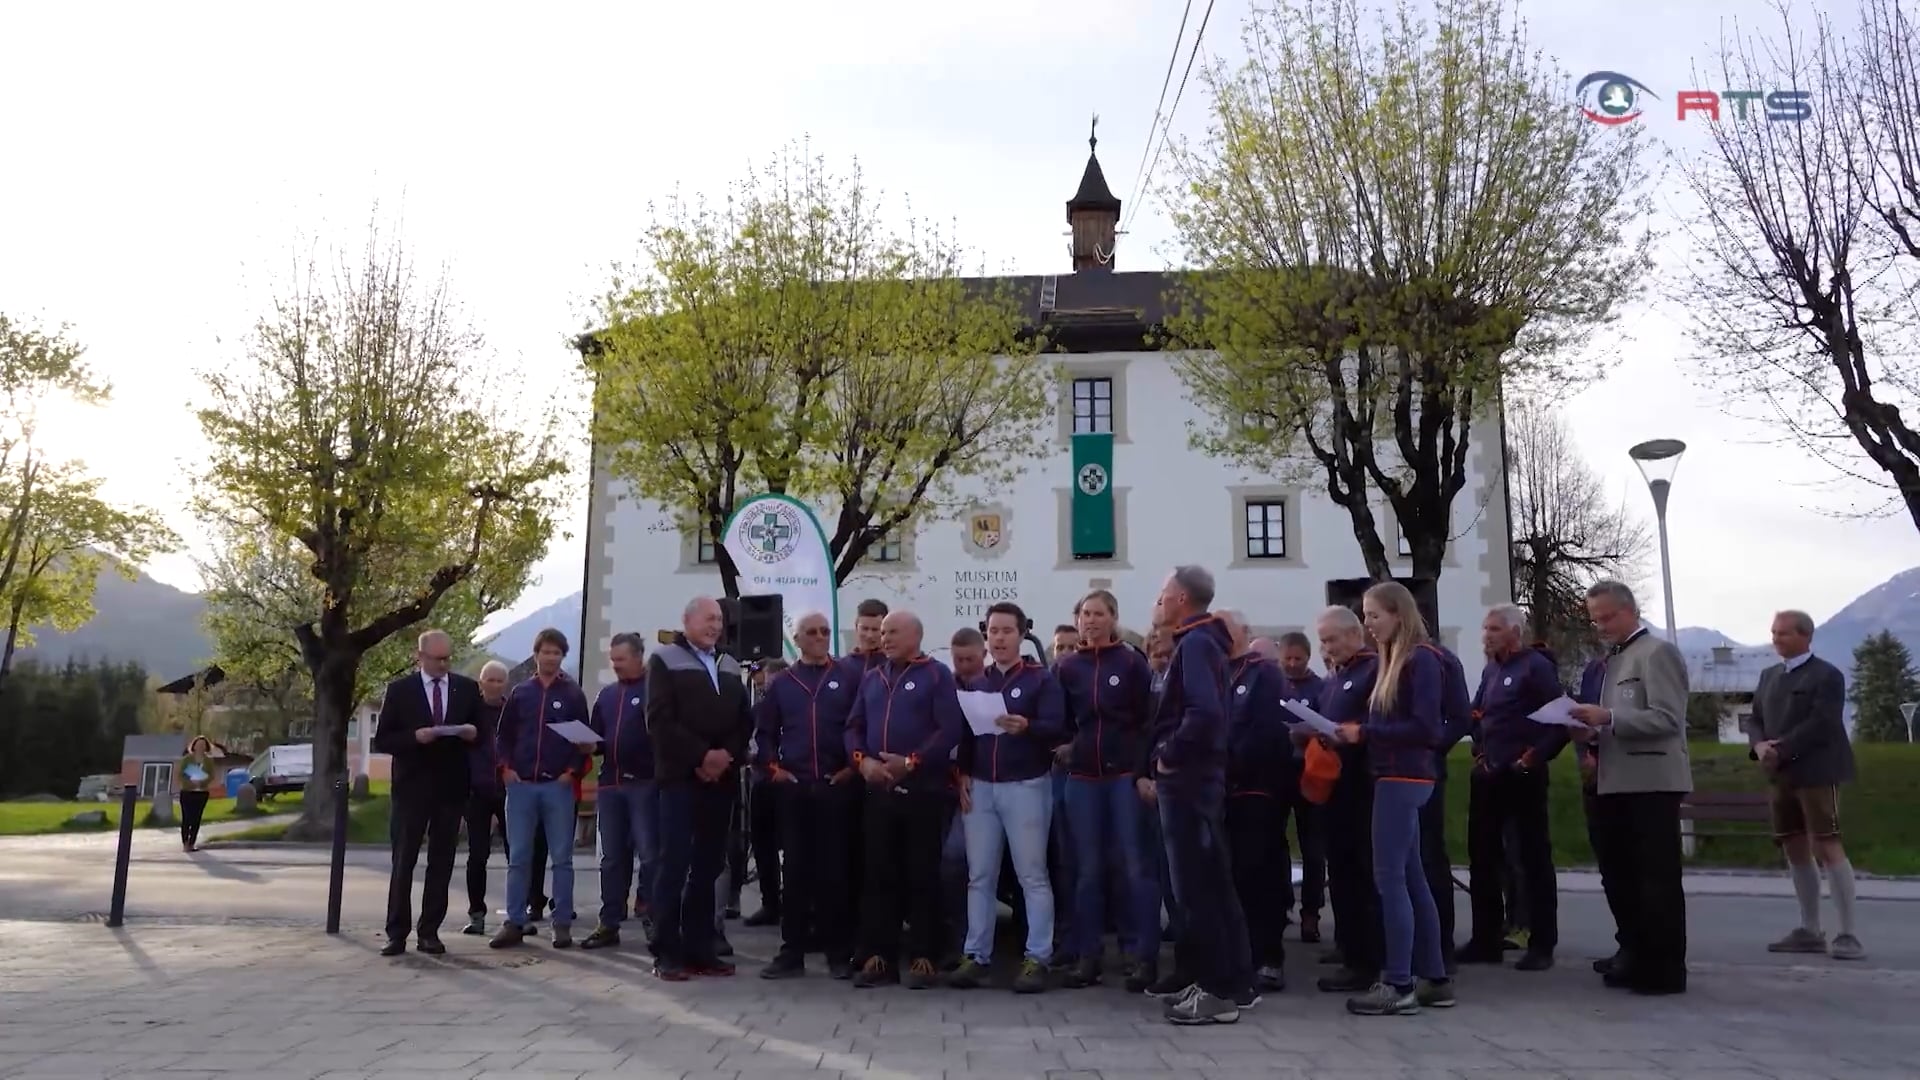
[646,596,753,981]
[374,629,480,957]
[1752,610,1863,961]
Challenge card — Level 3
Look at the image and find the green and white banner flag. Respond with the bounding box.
[721,494,840,657]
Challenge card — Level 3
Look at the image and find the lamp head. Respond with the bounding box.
[1629,438,1687,487]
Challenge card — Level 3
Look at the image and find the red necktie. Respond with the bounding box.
[432,678,444,724]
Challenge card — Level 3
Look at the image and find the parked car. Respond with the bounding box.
[246,744,313,798]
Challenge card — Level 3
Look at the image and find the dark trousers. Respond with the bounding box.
[1467,768,1558,953]
[1419,772,1455,965]
[1285,789,1327,918]
[178,791,210,847]
[777,778,858,962]
[1582,784,1626,957]
[1224,794,1287,968]
[464,787,507,916]
[651,780,735,966]
[1160,784,1252,999]
[857,786,951,963]
[386,793,462,942]
[750,773,782,915]
[1589,790,1687,986]
[1325,768,1382,972]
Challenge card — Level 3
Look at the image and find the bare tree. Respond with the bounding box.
[1507,403,1650,668]
[1683,2,1920,527]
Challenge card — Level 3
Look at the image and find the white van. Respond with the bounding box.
[246,744,314,798]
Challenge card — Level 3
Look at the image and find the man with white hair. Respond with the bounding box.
[373,629,481,957]
[1218,611,1292,993]
[462,660,512,936]
[1459,604,1567,971]
[1312,603,1386,996]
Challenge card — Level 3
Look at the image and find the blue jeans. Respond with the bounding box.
[962,775,1054,963]
[1063,775,1158,964]
[506,780,576,928]
[1159,782,1251,999]
[595,781,659,929]
[1373,779,1446,987]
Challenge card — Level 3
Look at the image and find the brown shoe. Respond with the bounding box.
[904,957,939,990]
[852,956,896,989]
[488,923,526,949]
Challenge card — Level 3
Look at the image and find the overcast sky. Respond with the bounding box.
[3,0,1914,646]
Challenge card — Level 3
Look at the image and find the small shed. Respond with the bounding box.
[120,733,244,798]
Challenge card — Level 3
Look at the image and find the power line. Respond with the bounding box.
[1121,0,1193,220]
[1123,0,1216,236]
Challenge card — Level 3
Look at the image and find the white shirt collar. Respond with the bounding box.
[1782,651,1813,672]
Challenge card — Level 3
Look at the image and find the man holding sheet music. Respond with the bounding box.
[1458,604,1568,971]
[374,629,483,957]
[490,628,598,950]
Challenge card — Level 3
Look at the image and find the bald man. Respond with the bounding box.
[645,596,754,981]
[845,610,965,989]
[374,630,482,957]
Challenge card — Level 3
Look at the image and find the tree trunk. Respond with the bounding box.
[288,650,359,842]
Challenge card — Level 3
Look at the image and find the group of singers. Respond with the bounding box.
[375,567,1693,1026]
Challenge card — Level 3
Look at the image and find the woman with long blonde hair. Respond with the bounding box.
[1333,581,1452,1015]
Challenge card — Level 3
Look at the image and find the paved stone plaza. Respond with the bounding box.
[1,829,1916,1079]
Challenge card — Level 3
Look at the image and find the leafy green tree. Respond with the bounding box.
[0,659,148,799]
[194,222,568,838]
[1161,0,1649,581]
[587,143,1049,595]
[1849,630,1920,742]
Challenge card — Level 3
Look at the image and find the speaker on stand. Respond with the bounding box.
[1325,577,1440,640]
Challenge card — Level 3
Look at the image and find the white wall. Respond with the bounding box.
[585,352,1512,690]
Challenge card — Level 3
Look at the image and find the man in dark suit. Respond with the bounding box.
[1751,609,1862,961]
[373,629,480,957]
[646,595,753,981]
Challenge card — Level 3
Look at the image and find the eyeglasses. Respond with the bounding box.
[421,653,452,663]
[799,627,830,637]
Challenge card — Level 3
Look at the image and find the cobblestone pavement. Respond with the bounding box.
[1,913,1915,1080]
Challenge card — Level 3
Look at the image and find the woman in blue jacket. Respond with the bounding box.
[1338,582,1454,1016]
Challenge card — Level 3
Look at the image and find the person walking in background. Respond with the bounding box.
[491,628,596,951]
[1752,610,1864,961]
[176,736,216,852]
[375,630,481,958]
[582,633,657,951]
[1270,632,1327,945]
[1343,582,1453,1016]
[463,661,512,936]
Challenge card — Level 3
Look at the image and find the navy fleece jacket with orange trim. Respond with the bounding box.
[960,660,1066,782]
[754,657,860,782]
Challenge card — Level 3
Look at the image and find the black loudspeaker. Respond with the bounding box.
[720,593,785,662]
[1325,577,1440,640]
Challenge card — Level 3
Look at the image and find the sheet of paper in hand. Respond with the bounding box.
[1527,696,1585,727]
[547,720,602,743]
[428,725,466,738]
[1282,699,1341,739]
[182,764,207,783]
[956,690,1008,738]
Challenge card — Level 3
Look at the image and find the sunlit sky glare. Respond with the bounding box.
[2,0,1913,645]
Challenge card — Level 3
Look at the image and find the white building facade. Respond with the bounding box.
[577,142,1514,691]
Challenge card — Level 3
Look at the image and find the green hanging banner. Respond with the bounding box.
[1071,432,1115,559]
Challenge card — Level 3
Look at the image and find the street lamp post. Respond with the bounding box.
[1901,702,1917,743]
[1629,439,1687,643]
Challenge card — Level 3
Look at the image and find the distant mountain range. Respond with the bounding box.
[1675,626,1753,650]
[1670,568,1920,670]
[480,592,583,676]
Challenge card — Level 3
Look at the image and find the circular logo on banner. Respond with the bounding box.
[1235,685,1248,696]
[828,681,839,690]
[740,502,805,564]
[904,681,916,691]
[1077,463,1109,496]
[1010,688,1023,699]
[1108,675,1120,686]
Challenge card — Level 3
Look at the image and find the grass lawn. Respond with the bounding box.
[1434,741,1920,877]
[211,794,392,845]
[0,791,308,837]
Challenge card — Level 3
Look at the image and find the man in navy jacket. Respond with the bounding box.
[1460,605,1568,969]
[1220,614,1291,991]
[754,611,863,981]
[1146,566,1253,1025]
[1313,605,1384,995]
[1269,632,1327,944]
[581,633,655,951]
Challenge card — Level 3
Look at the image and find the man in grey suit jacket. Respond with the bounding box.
[1569,580,1691,995]
[1751,610,1863,960]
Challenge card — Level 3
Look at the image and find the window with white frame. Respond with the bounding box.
[1397,520,1412,557]
[870,533,903,563]
[1244,499,1288,559]
[696,534,717,564]
[1071,377,1113,435]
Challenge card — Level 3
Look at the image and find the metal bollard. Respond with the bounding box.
[106,783,139,928]
[325,776,348,934]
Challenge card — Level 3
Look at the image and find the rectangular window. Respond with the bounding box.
[139,762,174,798]
[871,534,903,563]
[1244,499,1288,559]
[1072,377,1113,435]
[1397,521,1412,557]
[696,534,717,564]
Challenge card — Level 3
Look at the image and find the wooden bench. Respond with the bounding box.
[1678,791,1771,855]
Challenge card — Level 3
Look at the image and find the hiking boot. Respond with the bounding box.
[488,923,526,949]
[1768,927,1828,954]
[946,958,989,989]
[1317,966,1373,993]
[1415,978,1457,1009]
[580,926,620,950]
[1346,981,1420,1016]
[1298,913,1322,943]
[760,953,805,980]
[1012,958,1048,994]
[1515,951,1554,972]
[1501,928,1530,951]
[1456,942,1505,964]
[550,924,573,949]
[903,957,939,990]
[461,914,486,936]
[652,960,690,982]
[1255,965,1286,992]
[1829,933,1866,961]
[1061,957,1101,989]
[1165,989,1239,1025]
[827,957,854,980]
[689,958,736,977]
[852,956,897,989]
[1123,959,1157,995]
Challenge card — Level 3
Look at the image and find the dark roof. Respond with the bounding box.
[1066,141,1122,219]
[123,733,185,760]
[157,665,225,695]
